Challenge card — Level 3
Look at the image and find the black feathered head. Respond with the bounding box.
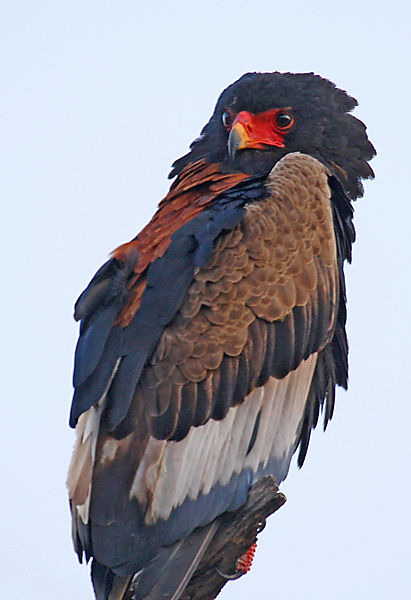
[170,72,376,199]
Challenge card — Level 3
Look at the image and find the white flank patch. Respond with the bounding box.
[130,353,318,524]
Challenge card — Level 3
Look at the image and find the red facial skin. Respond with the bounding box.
[226,108,294,151]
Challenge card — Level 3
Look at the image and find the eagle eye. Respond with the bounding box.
[275,112,294,130]
[222,111,234,129]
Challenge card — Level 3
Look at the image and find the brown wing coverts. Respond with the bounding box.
[112,160,249,327]
[135,153,338,441]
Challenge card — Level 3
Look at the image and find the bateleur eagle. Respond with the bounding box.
[67,71,375,600]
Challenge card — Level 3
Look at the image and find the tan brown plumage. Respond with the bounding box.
[68,151,338,549]
[136,153,337,440]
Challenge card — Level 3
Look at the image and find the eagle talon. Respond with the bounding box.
[256,520,266,534]
[216,567,244,580]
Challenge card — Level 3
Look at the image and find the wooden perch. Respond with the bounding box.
[127,476,286,600]
[181,476,286,599]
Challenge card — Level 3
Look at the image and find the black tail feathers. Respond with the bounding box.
[91,560,131,600]
[91,521,219,600]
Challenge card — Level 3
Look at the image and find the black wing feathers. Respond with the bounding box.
[70,178,264,431]
[296,176,354,466]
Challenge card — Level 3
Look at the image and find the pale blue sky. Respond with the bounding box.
[2,1,410,598]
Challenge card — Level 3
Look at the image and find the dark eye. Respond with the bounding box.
[222,111,233,129]
[276,112,294,129]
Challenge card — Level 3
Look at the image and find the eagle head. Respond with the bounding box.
[170,71,376,199]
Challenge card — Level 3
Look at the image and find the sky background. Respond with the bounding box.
[2,1,411,598]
